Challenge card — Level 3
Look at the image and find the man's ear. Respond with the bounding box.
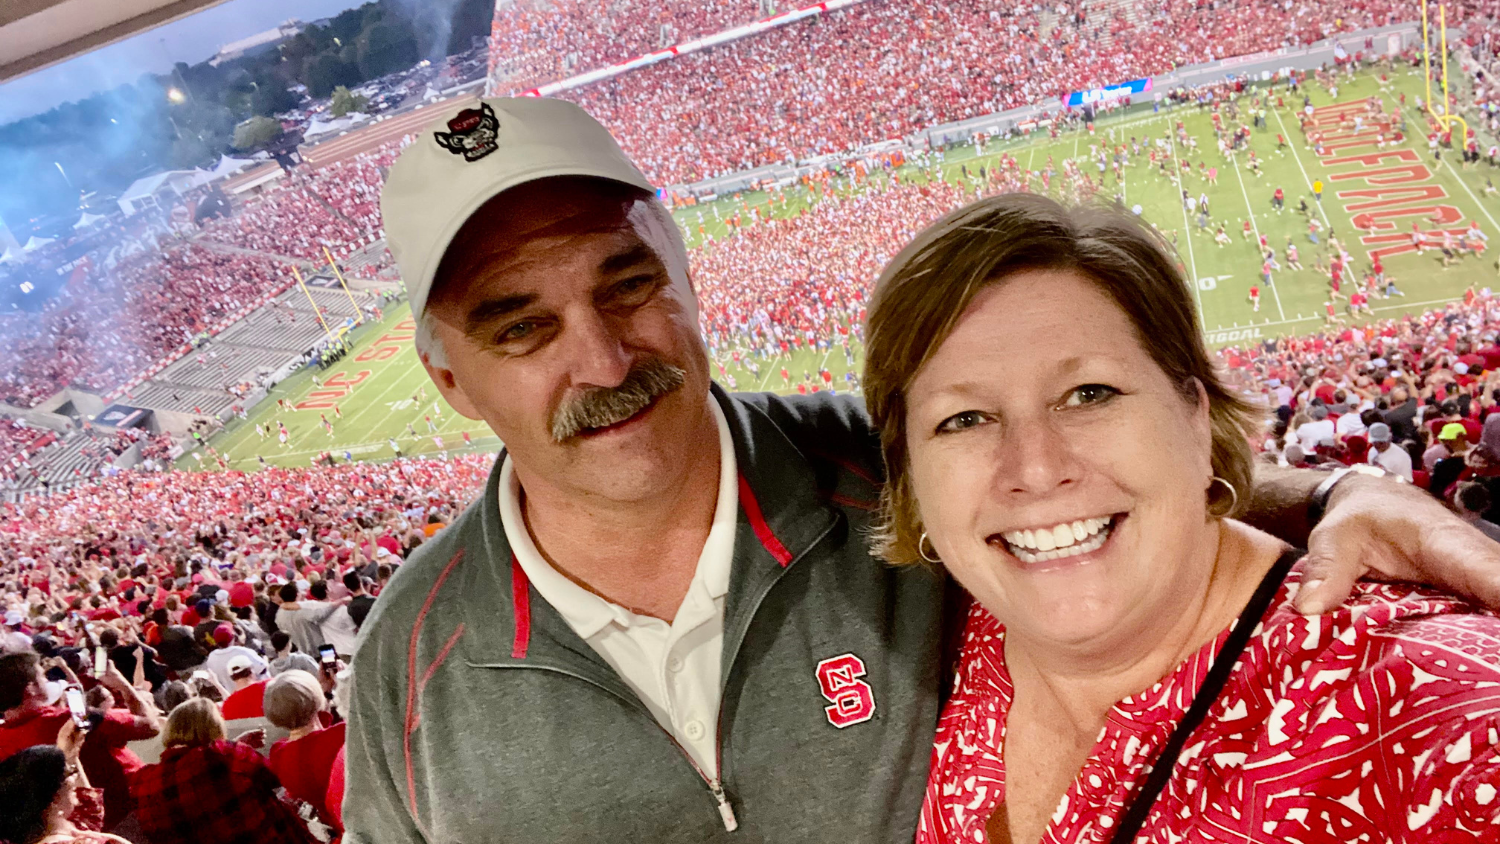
[420,354,484,421]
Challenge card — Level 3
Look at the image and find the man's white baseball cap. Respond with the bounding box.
[381,97,656,323]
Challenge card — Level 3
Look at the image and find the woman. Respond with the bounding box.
[130,698,316,844]
[264,670,345,831]
[862,194,1500,843]
[0,723,129,844]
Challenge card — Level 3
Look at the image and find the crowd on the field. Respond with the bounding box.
[0,454,492,843]
[691,156,1084,366]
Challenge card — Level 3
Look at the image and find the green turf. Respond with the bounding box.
[192,63,1500,472]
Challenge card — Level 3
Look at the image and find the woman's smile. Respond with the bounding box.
[992,512,1126,570]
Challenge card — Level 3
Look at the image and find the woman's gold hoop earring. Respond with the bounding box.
[1209,476,1239,517]
[918,532,941,564]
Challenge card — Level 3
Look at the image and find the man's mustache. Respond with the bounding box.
[549,358,687,442]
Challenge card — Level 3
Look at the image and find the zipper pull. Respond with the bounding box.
[711,781,738,832]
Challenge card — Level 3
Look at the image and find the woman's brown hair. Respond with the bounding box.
[864,193,1260,565]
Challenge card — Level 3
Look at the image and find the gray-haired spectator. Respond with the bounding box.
[1366,423,1413,482]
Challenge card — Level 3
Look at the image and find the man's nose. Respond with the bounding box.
[564,308,634,388]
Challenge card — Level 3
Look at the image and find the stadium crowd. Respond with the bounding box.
[195,183,372,264]
[0,248,287,408]
[1220,289,1500,523]
[0,454,492,843]
[487,0,765,93]
[558,0,1442,185]
[690,159,1081,362]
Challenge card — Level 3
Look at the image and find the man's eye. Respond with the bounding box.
[613,275,660,304]
[936,411,991,434]
[1061,384,1120,408]
[498,321,536,342]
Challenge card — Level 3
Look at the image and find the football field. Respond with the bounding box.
[191,63,1500,472]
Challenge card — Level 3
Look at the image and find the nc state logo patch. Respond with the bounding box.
[434,101,500,162]
[815,653,875,728]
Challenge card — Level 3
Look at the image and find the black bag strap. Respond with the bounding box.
[1106,548,1301,844]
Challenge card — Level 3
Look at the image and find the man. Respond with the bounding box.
[1365,423,1413,482]
[1429,423,1473,500]
[152,612,205,674]
[319,581,360,659]
[343,571,376,633]
[1333,391,1368,438]
[274,583,340,657]
[346,98,1500,843]
[220,654,270,720]
[1295,402,1336,452]
[0,650,162,829]
[1,611,31,653]
[202,622,269,688]
[100,627,167,693]
[266,631,320,677]
[1383,385,1420,444]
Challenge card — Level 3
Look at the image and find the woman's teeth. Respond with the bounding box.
[1000,516,1115,564]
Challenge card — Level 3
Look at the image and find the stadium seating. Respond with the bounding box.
[486,0,766,94]
[0,247,290,408]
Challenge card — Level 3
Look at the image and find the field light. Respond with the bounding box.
[167,87,186,104]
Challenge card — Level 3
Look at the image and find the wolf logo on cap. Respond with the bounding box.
[434,102,500,162]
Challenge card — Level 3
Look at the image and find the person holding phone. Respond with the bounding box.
[264,670,346,833]
[0,721,132,844]
[130,699,317,844]
[0,651,162,831]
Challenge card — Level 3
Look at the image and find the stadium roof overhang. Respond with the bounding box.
[0,0,229,83]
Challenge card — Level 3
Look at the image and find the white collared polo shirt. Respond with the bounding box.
[498,398,737,777]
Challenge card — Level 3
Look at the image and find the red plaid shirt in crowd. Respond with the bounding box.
[130,740,316,844]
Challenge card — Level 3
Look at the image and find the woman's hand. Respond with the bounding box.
[1298,475,1500,614]
[55,719,86,764]
[236,728,267,749]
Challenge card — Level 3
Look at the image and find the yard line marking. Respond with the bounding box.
[1168,131,1206,330]
[753,358,774,391]
[1204,294,1462,337]
[1271,105,1331,227]
[1231,152,1287,320]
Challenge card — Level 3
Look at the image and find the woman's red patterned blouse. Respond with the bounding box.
[920,564,1500,843]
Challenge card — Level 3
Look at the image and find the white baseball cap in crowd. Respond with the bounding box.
[226,655,255,677]
[380,97,656,324]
